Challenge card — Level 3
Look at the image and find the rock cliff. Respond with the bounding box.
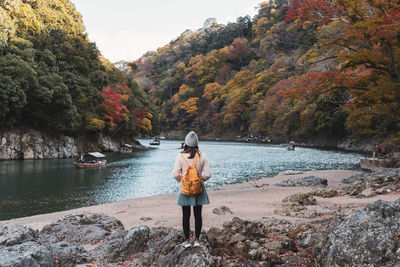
[0,129,77,160]
[0,129,144,160]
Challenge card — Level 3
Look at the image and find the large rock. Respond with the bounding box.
[121,226,150,254]
[343,169,400,197]
[320,198,400,266]
[342,168,400,184]
[157,244,221,267]
[40,212,124,245]
[45,241,93,267]
[0,241,54,267]
[282,193,317,205]
[343,181,366,196]
[275,176,328,188]
[0,224,55,267]
[138,227,221,267]
[0,224,38,246]
[308,188,338,198]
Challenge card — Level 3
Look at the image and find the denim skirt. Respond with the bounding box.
[177,184,210,206]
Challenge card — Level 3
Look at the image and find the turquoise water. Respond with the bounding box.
[0,140,364,220]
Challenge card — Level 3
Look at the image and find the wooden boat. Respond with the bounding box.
[73,152,107,168]
[73,160,107,169]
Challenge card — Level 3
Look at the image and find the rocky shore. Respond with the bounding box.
[2,169,400,266]
[0,128,145,160]
[1,198,400,266]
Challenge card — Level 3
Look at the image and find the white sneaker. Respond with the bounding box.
[193,239,201,247]
[181,240,191,248]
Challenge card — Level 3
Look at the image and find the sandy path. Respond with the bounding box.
[2,169,400,231]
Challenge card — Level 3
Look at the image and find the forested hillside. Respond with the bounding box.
[0,0,159,138]
[130,0,400,144]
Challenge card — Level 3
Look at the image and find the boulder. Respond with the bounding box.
[308,188,338,198]
[0,241,54,267]
[320,198,400,266]
[275,176,328,188]
[0,224,38,246]
[158,244,221,267]
[275,193,320,218]
[121,226,150,254]
[343,181,366,196]
[40,212,124,245]
[282,193,317,206]
[358,188,376,198]
[45,241,93,267]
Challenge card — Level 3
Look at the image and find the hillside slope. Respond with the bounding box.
[1,0,159,138]
[130,0,400,147]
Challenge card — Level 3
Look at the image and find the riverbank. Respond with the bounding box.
[3,168,400,266]
[3,169,399,230]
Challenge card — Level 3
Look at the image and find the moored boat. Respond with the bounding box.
[149,138,160,145]
[118,144,133,153]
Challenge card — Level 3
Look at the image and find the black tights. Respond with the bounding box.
[182,205,202,240]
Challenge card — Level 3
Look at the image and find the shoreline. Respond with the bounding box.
[2,169,399,231]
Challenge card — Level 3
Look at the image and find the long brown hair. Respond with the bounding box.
[182,145,199,159]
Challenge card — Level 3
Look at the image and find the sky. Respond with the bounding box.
[70,0,261,62]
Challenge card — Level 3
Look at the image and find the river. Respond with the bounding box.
[0,140,365,220]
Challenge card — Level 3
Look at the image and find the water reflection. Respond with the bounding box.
[0,140,364,220]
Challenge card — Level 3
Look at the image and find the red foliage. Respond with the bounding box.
[101,86,129,130]
[285,0,342,26]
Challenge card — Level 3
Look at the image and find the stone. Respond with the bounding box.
[213,206,233,215]
[0,224,38,246]
[264,240,281,254]
[299,234,311,248]
[46,241,93,267]
[121,226,150,254]
[320,198,400,266]
[282,193,317,206]
[358,188,376,198]
[308,188,338,198]
[249,241,260,249]
[0,241,55,267]
[344,181,366,196]
[230,233,246,244]
[275,176,328,188]
[40,212,124,245]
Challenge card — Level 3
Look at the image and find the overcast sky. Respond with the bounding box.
[70,0,260,62]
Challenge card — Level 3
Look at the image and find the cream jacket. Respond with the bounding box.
[172,152,211,182]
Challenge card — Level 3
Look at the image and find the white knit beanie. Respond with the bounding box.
[184,131,198,147]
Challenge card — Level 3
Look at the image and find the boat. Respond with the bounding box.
[287,141,295,151]
[149,138,160,145]
[118,144,133,153]
[180,142,185,149]
[73,152,107,168]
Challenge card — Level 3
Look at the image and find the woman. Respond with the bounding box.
[173,131,211,248]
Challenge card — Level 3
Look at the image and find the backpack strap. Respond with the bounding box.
[181,152,200,167]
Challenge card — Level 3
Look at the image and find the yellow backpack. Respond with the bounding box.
[181,153,203,196]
